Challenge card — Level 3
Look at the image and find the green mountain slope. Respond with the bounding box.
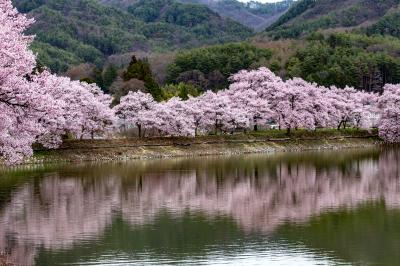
[100,0,294,31]
[265,0,400,39]
[13,0,253,73]
[177,0,294,31]
[366,6,400,38]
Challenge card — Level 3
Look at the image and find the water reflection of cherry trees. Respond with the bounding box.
[0,148,399,265]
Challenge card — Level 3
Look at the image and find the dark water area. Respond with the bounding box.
[0,147,399,265]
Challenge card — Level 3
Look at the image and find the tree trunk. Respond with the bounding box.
[337,121,343,130]
[80,127,85,140]
[137,124,142,138]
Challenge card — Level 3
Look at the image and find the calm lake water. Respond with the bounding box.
[1,147,400,266]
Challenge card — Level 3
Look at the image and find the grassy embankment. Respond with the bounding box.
[29,129,381,164]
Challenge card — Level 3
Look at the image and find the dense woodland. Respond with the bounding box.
[265,0,400,39]
[166,43,272,91]
[12,0,252,72]
[283,33,400,93]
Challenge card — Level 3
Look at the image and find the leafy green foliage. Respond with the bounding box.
[127,0,168,22]
[366,8,400,38]
[102,64,118,90]
[268,0,316,30]
[161,82,200,100]
[166,43,272,91]
[124,56,162,101]
[12,0,44,12]
[30,41,83,73]
[284,32,400,92]
[164,2,215,27]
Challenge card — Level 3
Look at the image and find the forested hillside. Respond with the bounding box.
[366,6,400,38]
[178,0,294,31]
[266,0,400,39]
[166,43,272,91]
[12,0,252,73]
[245,0,400,93]
[100,0,294,31]
[278,33,400,93]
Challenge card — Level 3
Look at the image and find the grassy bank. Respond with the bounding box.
[27,129,381,164]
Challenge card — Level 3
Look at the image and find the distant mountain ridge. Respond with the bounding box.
[12,0,252,72]
[101,0,294,31]
[179,0,294,31]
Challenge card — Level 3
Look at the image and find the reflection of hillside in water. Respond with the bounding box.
[0,148,399,265]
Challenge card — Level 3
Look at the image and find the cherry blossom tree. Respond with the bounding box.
[0,0,115,164]
[353,90,379,129]
[34,72,115,141]
[378,84,400,142]
[229,67,283,100]
[189,91,220,134]
[79,82,116,139]
[229,69,330,133]
[328,87,369,129]
[324,87,379,130]
[226,82,271,131]
[272,78,322,133]
[160,98,196,137]
[0,0,50,163]
[114,91,156,137]
[185,96,206,136]
[291,79,332,130]
[199,91,233,134]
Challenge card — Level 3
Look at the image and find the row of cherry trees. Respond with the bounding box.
[0,0,115,164]
[114,68,384,137]
[114,68,400,142]
[2,0,400,165]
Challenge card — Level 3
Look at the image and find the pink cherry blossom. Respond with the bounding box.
[114,91,157,137]
[0,0,115,164]
[378,84,400,142]
[0,0,46,163]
